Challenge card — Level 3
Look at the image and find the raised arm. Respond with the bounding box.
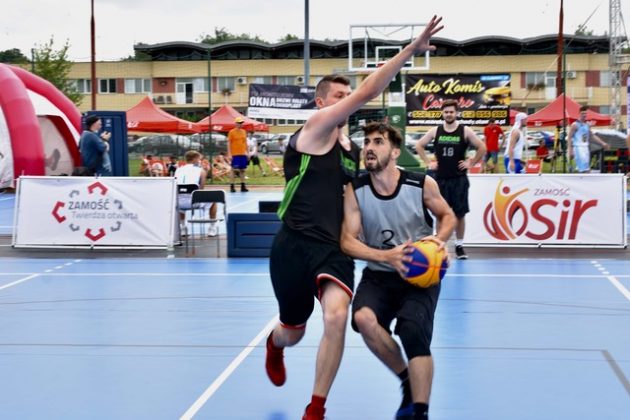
[299,16,444,153]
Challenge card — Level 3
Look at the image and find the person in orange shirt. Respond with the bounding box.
[227,117,249,192]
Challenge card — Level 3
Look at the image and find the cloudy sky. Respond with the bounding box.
[1,0,616,61]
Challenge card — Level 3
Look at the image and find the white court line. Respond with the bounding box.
[0,197,14,202]
[606,276,630,302]
[31,272,609,278]
[180,314,279,420]
[36,272,270,277]
[0,274,40,291]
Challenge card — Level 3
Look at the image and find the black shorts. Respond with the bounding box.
[250,155,260,165]
[269,225,355,327]
[436,176,470,218]
[352,267,440,337]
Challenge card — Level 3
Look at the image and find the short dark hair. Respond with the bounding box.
[362,121,403,149]
[84,114,100,128]
[441,99,459,110]
[488,117,495,123]
[315,74,351,99]
[579,105,589,112]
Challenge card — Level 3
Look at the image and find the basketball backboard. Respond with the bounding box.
[348,23,431,73]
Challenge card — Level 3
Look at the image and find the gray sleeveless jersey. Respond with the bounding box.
[352,170,434,272]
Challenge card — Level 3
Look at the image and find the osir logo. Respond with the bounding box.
[483,180,597,241]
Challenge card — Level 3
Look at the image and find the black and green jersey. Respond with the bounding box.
[278,129,360,244]
[434,123,468,179]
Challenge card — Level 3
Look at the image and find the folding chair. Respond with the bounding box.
[176,184,199,244]
[187,190,226,256]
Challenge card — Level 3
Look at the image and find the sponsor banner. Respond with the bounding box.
[247,84,316,120]
[405,74,511,126]
[13,177,177,248]
[466,174,626,246]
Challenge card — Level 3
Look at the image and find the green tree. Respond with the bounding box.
[278,34,299,42]
[32,37,82,106]
[575,24,594,36]
[0,48,29,64]
[198,27,266,45]
[120,50,152,62]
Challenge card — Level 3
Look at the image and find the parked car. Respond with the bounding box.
[189,132,228,155]
[128,135,201,156]
[260,132,292,154]
[591,129,627,151]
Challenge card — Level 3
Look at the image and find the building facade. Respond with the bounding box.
[67,35,628,133]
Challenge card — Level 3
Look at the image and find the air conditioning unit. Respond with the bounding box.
[237,76,248,85]
[295,75,305,84]
[566,70,577,79]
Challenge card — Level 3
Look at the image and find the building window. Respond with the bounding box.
[598,105,610,114]
[216,77,235,92]
[276,76,295,85]
[70,79,91,94]
[124,78,151,93]
[193,78,209,92]
[99,79,116,93]
[525,72,546,89]
[599,71,612,87]
[252,76,273,85]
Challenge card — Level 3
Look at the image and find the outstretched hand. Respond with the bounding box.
[410,15,444,55]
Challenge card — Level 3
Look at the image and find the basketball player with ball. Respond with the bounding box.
[341,122,456,420]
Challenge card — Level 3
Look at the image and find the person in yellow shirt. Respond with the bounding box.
[227,117,249,192]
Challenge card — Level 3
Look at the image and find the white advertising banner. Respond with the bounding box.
[13,176,177,248]
[466,174,627,247]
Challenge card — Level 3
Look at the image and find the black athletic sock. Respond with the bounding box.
[397,369,411,409]
[413,403,429,420]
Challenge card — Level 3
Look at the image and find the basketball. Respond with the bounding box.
[403,240,448,288]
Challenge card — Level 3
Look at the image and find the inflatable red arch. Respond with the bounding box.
[0,63,81,189]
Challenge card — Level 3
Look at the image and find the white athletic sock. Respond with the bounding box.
[455,239,464,247]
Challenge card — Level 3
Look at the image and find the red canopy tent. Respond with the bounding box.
[197,105,268,132]
[126,96,201,133]
[527,94,612,127]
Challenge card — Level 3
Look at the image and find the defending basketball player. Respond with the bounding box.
[341,122,455,420]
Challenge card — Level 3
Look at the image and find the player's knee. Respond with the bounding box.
[353,307,378,334]
[323,305,348,332]
[396,317,432,359]
[282,326,306,345]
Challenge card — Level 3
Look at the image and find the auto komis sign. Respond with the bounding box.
[51,181,137,242]
[14,177,177,248]
[467,175,626,246]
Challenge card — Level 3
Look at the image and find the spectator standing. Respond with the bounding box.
[247,133,266,176]
[567,106,610,173]
[227,117,249,192]
[79,115,111,176]
[482,117,504,173]
[505,112,528,174]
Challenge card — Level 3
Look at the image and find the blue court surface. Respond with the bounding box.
[0,189,629,420]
